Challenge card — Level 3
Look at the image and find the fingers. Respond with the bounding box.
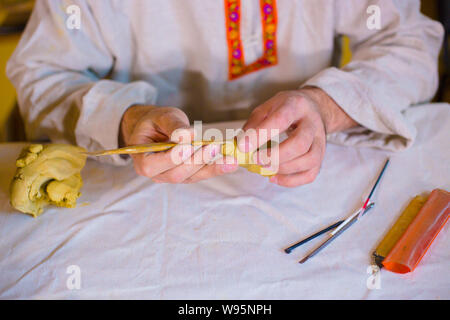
[252,119,315,167]
[129,105,239,183]
[129,107,197,178]
[155,110,194,147]
[277,121,315,164]
[127,118,167,146]
[238,91,329,187]
[128,107,193,146]
[238,94,303,153]
[242,94,283,131]
[182,156,239,184]
[268,136,325,187]
[130,125,195,178]
[151,107,192,140]
[270,167,321,188]
[133,144,195,178]
[276,137,324,175]
[152,144,223,183]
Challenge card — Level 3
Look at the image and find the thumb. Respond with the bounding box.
[152,107,194,143]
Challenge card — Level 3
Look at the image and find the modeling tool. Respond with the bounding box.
[295,158,390,264]
[298,203,375,264]
[84,140,224,156]
[284,203,375,254]
[85,139,276,177]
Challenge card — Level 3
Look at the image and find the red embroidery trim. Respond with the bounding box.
[224,0,278,80]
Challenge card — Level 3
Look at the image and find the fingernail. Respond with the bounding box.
[210,145,220,158]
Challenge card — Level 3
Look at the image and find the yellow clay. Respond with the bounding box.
[10,144,87,218]
[221,139,276,177]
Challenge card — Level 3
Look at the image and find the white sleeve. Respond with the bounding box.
[6,0,157,165]
[302,0,444,151]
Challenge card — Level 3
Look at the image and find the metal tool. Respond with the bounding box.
[298,203,375,264]
[284,202,376,254]
[284,158,390,264]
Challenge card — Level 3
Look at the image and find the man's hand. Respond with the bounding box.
[120,105,238,183]
[238,87,357,188]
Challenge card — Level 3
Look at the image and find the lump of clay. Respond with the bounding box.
[221,138,276,177]
[10,144,87,218]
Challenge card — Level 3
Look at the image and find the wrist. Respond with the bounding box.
[300,86,357,133]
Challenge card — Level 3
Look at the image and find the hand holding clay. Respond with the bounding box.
[238,87,357,187]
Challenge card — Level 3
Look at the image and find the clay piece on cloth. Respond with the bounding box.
[10,144,87,218]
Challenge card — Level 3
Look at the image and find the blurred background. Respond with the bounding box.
[0,0,449,142]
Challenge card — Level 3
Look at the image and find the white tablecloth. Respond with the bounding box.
[0,103,449,300]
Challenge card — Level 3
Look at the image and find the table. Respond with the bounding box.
[0,103,449,299]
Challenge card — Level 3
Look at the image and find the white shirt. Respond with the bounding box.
[7,0,444,165]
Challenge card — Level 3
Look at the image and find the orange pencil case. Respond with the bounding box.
[382,189,450,274]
